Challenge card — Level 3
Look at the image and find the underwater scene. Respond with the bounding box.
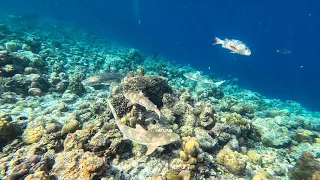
[0,0,320,180]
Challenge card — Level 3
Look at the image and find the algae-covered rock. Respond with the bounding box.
[179,170,191,180]
[0,112,22,146]
[88,131,111,152]
[230,102,254,118]
[136,66,145,76]
[61,119,80,135]
[194,127,217,152]
[67,73,85,96]
[252,117,292,148]
[28,87,42,96]
[294,129,315,143]
[63,125,97,151]
[289,151,320,180]
[25,171,50,180]
[195,102,216,129]
[22,121,46,144]
[290,142,320,160]
[247,150,262,165]
[5,42,20,52]
[0,51,30,77]
[252,171,274,180]
[165,169,180,180]
[52,149,104,179]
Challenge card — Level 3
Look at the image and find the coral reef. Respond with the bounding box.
[180,136,200,168]
[0,12,319,180]
[0,112,22,147]
[217,148,248,175]
[289,151,320,180]
[51,149,105,179]
[253,118,292,148]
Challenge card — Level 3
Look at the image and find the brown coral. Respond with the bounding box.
[180,137,199,166]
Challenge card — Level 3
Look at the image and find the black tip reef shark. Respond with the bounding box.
[107,99,180,155]
[82,69,125,86]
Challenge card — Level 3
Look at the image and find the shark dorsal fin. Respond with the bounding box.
[123,134,129,140]
[146,144,158,155]
[127,101,135,107]
[139,91,144,96]
[104,66,111,72]
[135,124,146,132]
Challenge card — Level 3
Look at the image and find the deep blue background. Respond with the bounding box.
[2,0,320,110]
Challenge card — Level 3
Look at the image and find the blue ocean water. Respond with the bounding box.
[2,0,319,110]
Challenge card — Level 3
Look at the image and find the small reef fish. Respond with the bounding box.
[123,90,161,119]
[107,99,180,155]
[81,72,125,86]
[213,36,251,56]
[183,71,226,87]
[276,49,292,54]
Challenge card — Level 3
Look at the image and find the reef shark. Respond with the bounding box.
[183,71,226,87]
[123,90,161,119]
[107,99,180,155]
[81,72,125,86]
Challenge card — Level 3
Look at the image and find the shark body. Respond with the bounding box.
[183,71,226,87]
[107,99,179,155]
[123,90,161,119]
[82,72,125,86]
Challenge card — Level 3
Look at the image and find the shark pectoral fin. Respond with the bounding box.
[101,82,111,85]
[127,101,134,107]
[146,144,158,155]
[122,134,129,140]
[139,91,144,96]
[135,124,146,132]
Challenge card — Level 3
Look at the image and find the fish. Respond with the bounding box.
[107,99,180,155]
[276,49,292,54]
[123,90,161,119]
[213,36,251,56]
[183,71,226,87]
[81,72,125,86]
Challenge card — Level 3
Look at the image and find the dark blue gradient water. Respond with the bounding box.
[2,0,319,110]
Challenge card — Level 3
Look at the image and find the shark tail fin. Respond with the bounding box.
[107,99,120,122]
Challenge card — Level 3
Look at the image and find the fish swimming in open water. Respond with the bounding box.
[107,99,180,155]
[123,90,161,119]
[81,72,125,86]
[276,49,292,55]
[213,36,251,56]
